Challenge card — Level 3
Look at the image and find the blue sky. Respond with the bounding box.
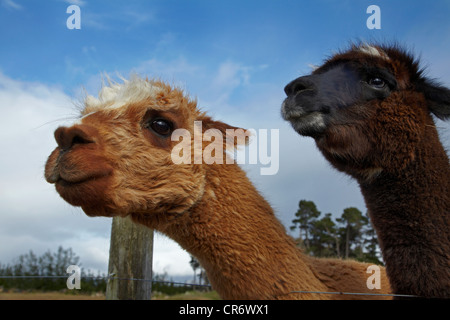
[3,0,449,89]
[1,0,449,277]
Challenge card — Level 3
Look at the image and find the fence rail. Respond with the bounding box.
[0,274,211,288]
[0,275,428,298]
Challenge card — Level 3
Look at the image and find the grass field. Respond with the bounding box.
[0,292,105,300]
[0,290,219,300]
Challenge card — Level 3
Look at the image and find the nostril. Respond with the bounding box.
[284,77,315,96]
[71,134,92,146]
[54,125,95,151]
[284,83,293,96]
[284,80,300,96]
[293,82,308,93]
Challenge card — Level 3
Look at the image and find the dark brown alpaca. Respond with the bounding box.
[45,76,391,299]
[282,43,450,299]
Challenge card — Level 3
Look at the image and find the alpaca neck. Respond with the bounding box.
[359,130,450,298]
[158,163,328,299]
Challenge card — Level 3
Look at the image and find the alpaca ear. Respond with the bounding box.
[418,80,450,120]
[201,116,251,148]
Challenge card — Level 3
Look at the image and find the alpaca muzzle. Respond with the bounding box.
[44,124,113,208]
[281,76,328,138]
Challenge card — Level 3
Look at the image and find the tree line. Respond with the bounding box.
[0,246,107,293]
[290,200,383,264]
[0,246,207,295]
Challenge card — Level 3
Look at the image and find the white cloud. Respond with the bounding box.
[81,7,155,31]
[206,61,269,108]
[134,55,268,110]
[213,61,244,88]
[134,56,201,86]
[0,73,91,262]
[1,0,22,10]
[63,0,86,6]
[153,234,192,276]
[209,61,248,105]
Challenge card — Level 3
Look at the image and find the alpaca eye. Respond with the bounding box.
[149,119,173,137]
[368,77,386,88]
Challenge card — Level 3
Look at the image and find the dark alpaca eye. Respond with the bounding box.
[149,119,173,137]
[368,77,386,88]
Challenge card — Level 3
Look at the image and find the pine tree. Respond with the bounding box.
[310,213,339,257]
[336,207,367,259]
[290,200,321,252]
[289,200,383,264]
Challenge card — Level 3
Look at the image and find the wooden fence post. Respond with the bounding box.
[106,216,154,300]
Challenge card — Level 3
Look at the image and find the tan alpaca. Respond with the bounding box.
[45,76,391,299]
